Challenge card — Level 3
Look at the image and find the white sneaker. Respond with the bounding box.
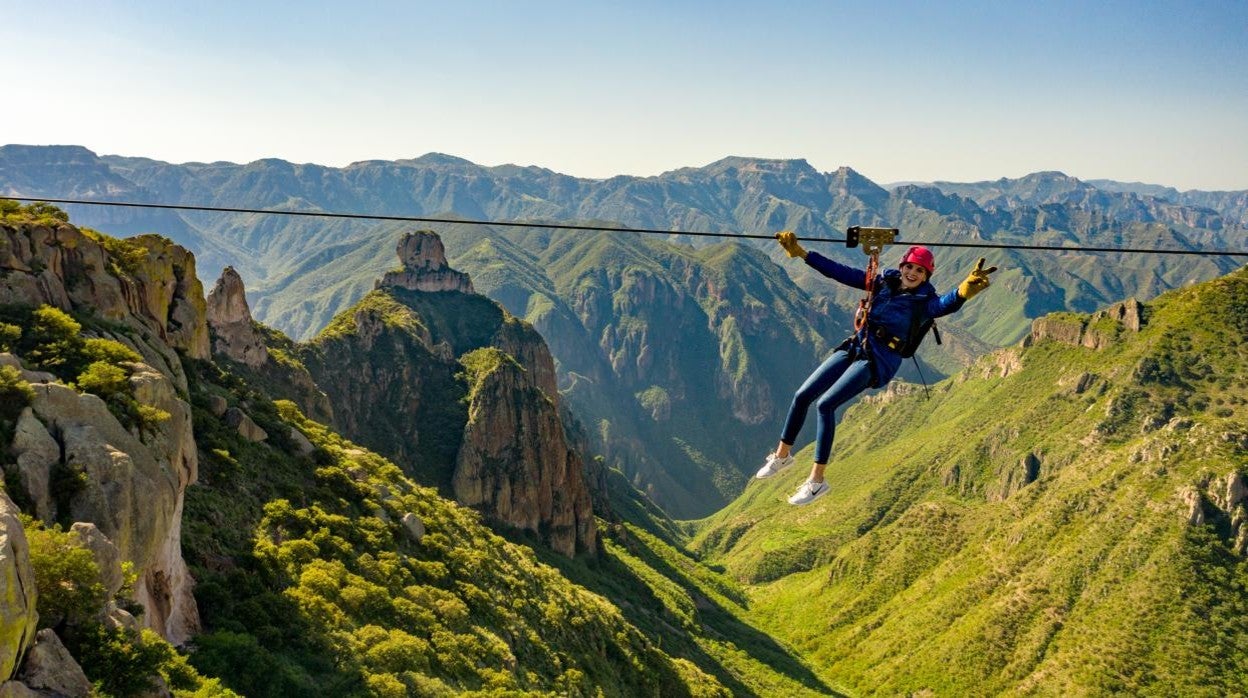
[755,453,794,479]
[788,479,829,505]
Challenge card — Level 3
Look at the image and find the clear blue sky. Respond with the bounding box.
[3,0,1246,190]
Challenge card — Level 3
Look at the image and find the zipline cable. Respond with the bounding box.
[3,195,1247,258]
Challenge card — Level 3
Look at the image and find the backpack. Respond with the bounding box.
[899,310,941,358]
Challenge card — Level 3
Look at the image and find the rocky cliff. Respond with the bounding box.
[0,217,202,644]
[0,221,209,383]
[204,266,333,424]
[455,349,595,556]
[304,231,597,556]
[1025,297,1144,350]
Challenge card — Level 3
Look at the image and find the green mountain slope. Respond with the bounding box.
[0,208,840,696]
[692,265,1248,694]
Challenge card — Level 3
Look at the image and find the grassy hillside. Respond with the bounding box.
[691,265,1248,694]
[180,354,841,696]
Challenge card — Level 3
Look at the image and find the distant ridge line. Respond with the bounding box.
[3,196,1246,259]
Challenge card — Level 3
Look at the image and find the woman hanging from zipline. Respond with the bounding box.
[756,231,996,505]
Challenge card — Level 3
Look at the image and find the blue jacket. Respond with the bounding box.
[805,250,966,385]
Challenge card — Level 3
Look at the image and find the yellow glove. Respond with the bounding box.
[958,258,998,300]
[775,231,807,259]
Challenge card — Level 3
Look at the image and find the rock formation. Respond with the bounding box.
[454,351,596,556]
[378,231,474,293]
[204,266,333,423]
[1024,298,1144,350]
[0,220,201,644]
[308,231,596,556]
[0,222,209,392]
[0,491,38,682]
[24,374,200,644]
[206,266,268,367]
[14,630,91,698]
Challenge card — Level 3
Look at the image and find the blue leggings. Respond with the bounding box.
[780,349,874,464]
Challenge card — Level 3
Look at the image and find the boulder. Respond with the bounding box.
[0,492,38,681]
[223,407,268,443]
[9,408,58,522]
[0,681,39,697]
[16,629,90,698]
[207,395,228,417]
[402,513,426,543]
[288,427,315,457]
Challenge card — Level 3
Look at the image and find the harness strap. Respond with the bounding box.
[869,324,907,352]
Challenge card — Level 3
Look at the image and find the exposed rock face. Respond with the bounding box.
[309,232,596,555]
[0,491,38,681]
[206,266,268,367]
[27,374,199,644]
[454,354,597,556]
[15,629,91,698]
[1025,298,1144,350]
[70,523,124,598]
[378,231,474,293]
[0,223,209,391]
[203,267,333,423]
[0,680,40,697]
[9,408,59,522]
[1182,471,1248,555]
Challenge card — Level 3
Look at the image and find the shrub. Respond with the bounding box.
[82,337,141,365]
[0,322,20,352]
[0,364,34,424]
[0,201,69,225]
[24,305,82,373]
[22,516,107,629]
[76,361,131,400]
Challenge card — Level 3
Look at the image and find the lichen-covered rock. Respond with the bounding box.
[0,491,38,681]
[16,629,90,698]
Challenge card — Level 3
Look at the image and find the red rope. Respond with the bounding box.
[853,251,880,336]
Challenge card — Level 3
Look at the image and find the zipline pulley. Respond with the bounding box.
[847,226,899,333]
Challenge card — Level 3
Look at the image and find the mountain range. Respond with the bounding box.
[2,144,1242,517]
[1,150,1246,694]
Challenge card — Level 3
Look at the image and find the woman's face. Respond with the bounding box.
[899,262,929,290]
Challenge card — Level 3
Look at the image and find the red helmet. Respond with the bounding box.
[900,246,935,275]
